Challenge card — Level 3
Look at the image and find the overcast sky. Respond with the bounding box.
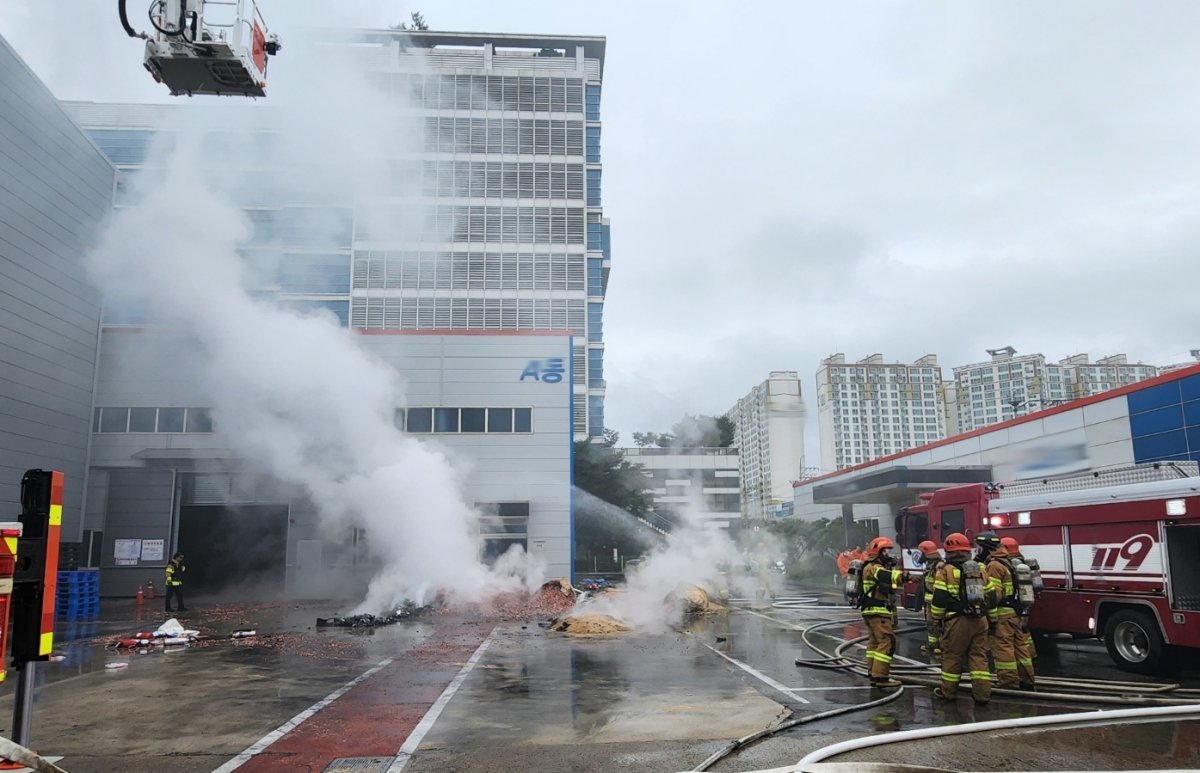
[4,1,1199,468]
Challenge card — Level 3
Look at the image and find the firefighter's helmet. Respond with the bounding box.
[975,531,1002,555]
[865,536,895,560]
[917,540,940,559]
[1001,536,1021,554]
[944,533,972,552]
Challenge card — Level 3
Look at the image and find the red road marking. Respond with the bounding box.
[236,620,494,772]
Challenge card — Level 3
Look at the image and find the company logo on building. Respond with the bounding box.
[520,358,565,383]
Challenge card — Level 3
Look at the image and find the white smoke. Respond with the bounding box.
[86,32,541,609]
[574,488,741,632]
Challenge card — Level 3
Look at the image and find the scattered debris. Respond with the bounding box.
[484,578,578,620]
[316,604,428,628]
[673,585,726,616]
[577,578,615,592]
[104,662,128,670]
[550,614,632,636]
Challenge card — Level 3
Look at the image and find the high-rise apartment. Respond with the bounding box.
[66,29,609,439]
[728,372,805,519]
[954,347,1158,432]
[816,354,947,471]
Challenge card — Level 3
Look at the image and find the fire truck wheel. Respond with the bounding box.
[1103,609,1177,675]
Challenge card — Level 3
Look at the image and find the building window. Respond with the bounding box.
[585,84,601,121]
[587,302,603,342]
[404,407,533,434]
[129,408,157,433]
[435,408,460,433]
[586,169,602,207]
[158,408,185,433]
[99,408,129,433]
[461,408,486,433]
[585,126,601,163]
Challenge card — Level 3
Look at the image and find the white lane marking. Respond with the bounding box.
[387,627,497,772]
[785,686,876,691]
[212,657,395,773]
[703,644,810,704]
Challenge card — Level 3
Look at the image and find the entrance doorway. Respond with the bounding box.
[177,505,288,596]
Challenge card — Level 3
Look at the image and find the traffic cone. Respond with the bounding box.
[146,580,156,600]
[136,584,144,606]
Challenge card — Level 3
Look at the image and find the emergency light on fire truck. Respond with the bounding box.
[119,0,281,97]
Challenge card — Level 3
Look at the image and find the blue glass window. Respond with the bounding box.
[280,300,350,326]
[585,127,601,163]
[588,348,604,389]
[277,254,351,294]
[587,258,604,297]
[587,302,603,343]
[407,408,433,433]
[588,395,605,437]
[514,408,533,433]
[586,169,602,207]
[585,85,602,121]
[435,408,460,433]
[87,129,154,165]
[600,222,611,259]
[587,222,604,251]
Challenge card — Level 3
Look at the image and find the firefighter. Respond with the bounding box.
[930,532,991,704]
[976,531,1020,689]
[1001,536,1037,690]
[165,552,187,614]
[917,540,945,660]
[860,536,908,688]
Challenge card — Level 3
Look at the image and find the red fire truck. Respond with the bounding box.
[894,463,1200,674]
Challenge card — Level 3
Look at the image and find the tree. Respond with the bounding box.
[573,441,653,517]
[715,415,735,447]
[392,11,429,30]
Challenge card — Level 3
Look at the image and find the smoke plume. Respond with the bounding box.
[86,32,539,609]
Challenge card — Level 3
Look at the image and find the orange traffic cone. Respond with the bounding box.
[146,580,156,600]
[136,584,144,606]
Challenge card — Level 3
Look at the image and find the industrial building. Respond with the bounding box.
[65,28,610,440]
[727,372,806,519]
[1,30,588,597]
[87,328,574,596]
[0,35,113,547]
[794,363,1200,539]
[620,447,740,530]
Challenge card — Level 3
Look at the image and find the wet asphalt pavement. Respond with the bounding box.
[0,587,1197,772]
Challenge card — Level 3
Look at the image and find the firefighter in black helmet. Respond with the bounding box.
[977,531,1020,690]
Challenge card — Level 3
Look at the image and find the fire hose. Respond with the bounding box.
[796,703,1200,768]
[0,734,68,773]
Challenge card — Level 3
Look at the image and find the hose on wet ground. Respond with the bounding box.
[790,612,1200,705]
[0,734,68,773]
[706,598,1200,771]
[795,703,1200,767]
[690,685,906,772]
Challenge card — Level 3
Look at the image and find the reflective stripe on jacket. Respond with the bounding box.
[166,562,184,587]
[922,559,944,604]
[861,561,903,616]
[930,561,964,621]
[984,555,1016,619]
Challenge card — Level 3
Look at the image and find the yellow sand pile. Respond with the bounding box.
[677,585,726,615]
[550,614,633,635]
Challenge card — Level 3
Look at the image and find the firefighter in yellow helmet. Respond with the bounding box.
[976,531,1020,690]
[930,532,992,704]
[859,536,908,688]
[917,540,945,661]
[1002,536,1037,690]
